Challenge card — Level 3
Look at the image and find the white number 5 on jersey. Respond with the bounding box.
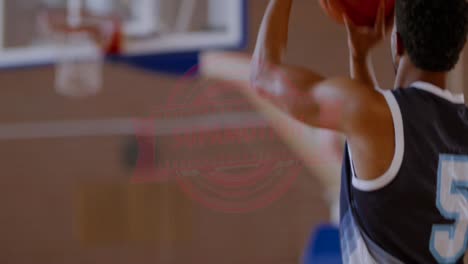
[430,154,468,263]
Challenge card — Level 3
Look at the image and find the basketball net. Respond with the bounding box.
[38,1,123,98]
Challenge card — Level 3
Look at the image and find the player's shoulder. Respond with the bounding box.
[316,77,392,113]
[388,83,467,127]
[393,82,465,105]
[313,77,392,131]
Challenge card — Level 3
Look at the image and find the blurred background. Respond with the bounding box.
[0,0,465,264]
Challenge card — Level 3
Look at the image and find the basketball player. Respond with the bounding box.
[252,0,468,263]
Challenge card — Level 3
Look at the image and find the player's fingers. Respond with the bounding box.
[325,0,334,12]
[322,0,338,22]
[327,0,347,23]
[343,13,358,35]
[343,14,352,35]
[385,11,395,33]
[374,0,386,37]
[320,0,332,17]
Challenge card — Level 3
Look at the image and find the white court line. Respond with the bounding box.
[0,112,268,140]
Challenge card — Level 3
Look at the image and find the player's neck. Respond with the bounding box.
[394,57,447,90]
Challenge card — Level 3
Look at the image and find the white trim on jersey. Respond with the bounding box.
[349,90,405,192]
[412,81,465,104]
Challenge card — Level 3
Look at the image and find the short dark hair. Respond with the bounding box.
[396,0,467,72]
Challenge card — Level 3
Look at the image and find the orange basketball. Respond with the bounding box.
[320,0,395,28]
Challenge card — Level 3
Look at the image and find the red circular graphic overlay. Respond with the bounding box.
[132,59,337,213]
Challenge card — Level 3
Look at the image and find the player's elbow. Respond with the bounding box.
[289,104,320,126]
[250,57,279,91]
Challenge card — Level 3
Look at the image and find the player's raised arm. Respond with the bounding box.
[250,0,387,134]
[251,0,292,65]
[251,0,323,95]
[343,0,393,86]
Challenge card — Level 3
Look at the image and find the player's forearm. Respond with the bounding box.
[251,0,323,91]
[253,0,293,65]
[251,66,338,131]
[251,0,329,128]
[350,54,378,87]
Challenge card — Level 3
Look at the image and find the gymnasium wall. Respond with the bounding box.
[0,1,466,264]
[0,2,333,264]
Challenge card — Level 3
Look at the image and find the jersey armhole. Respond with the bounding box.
[349,90,405,192]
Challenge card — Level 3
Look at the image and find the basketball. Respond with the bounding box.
[320,0,395,27]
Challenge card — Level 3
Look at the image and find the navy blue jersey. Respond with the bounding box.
[340,82,468,264]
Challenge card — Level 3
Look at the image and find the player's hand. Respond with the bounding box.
[343,0,394,60]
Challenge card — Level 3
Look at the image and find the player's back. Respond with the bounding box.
[340,82,468,263]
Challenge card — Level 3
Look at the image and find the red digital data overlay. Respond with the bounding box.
[131,60,340,213]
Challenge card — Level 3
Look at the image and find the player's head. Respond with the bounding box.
[391,0,467,73]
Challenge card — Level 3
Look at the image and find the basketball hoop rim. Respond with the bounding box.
[38,7,123,55]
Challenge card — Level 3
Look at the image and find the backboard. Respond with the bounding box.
[0,0,247,73]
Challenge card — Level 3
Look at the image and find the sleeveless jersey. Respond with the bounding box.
[340,82,468,263]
